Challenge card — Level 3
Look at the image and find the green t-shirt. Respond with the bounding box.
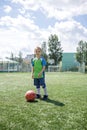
[32,57,46,78]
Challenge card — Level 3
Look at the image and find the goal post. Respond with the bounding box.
[48,65,59,72]
[78,62,85,73]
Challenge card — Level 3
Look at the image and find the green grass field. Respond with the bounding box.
[0,72,87,130]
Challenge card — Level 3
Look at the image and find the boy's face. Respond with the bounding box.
[35,49,41,57]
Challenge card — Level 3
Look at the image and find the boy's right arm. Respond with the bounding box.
[32,67,34,79]
[31,59,34,79]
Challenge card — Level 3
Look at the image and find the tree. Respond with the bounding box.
[41,41,48,70]
[9,52,15,69]
[18,51,23,64]
[41,41,48,61]
[10,52,14,60]
[48,34,63,65]
[76,40,87,65]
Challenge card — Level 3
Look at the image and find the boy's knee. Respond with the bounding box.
[36,85,40,88]
[42,84,46,88]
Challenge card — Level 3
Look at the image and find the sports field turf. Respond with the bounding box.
[0,72,87,130]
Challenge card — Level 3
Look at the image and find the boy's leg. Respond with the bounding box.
[40,78,48,99]
[36,85,41,99]
[41,78,48,96]
[36,87,40,95]
[43,86,48,96]
[43,85,48,100]
[34,79,41,98]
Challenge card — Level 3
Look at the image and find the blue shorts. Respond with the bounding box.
[34,78,46,88]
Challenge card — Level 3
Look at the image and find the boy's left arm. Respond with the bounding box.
[38,66,45,78]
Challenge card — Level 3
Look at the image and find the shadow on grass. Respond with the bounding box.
[26,99,65,106]
[27,100,38,103]
[44,98,65,107]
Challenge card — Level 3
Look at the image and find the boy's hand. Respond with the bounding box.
[32,74,34,79]
[38,72,42,78]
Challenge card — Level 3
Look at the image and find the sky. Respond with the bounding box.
[0,0,87,58]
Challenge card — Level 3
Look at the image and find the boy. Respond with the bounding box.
[32,46,48,100]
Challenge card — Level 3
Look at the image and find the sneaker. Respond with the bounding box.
[42,95,48,100]
[36,94,41,99]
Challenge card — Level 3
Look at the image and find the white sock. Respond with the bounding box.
[43,87,48,95]
[37,88,40,95]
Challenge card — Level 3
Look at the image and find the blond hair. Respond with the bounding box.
[34,46,42,53]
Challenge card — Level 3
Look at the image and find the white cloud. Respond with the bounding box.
[47,19,87,52]
[3,5,12,13]
[0,14,44,58]
[12,0,39,11]
[0,0,87,58]
[11,0,87,20]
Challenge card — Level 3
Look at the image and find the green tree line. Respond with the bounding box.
[8,34,87,71]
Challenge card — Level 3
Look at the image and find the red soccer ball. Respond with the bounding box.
[25,90,36,102]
